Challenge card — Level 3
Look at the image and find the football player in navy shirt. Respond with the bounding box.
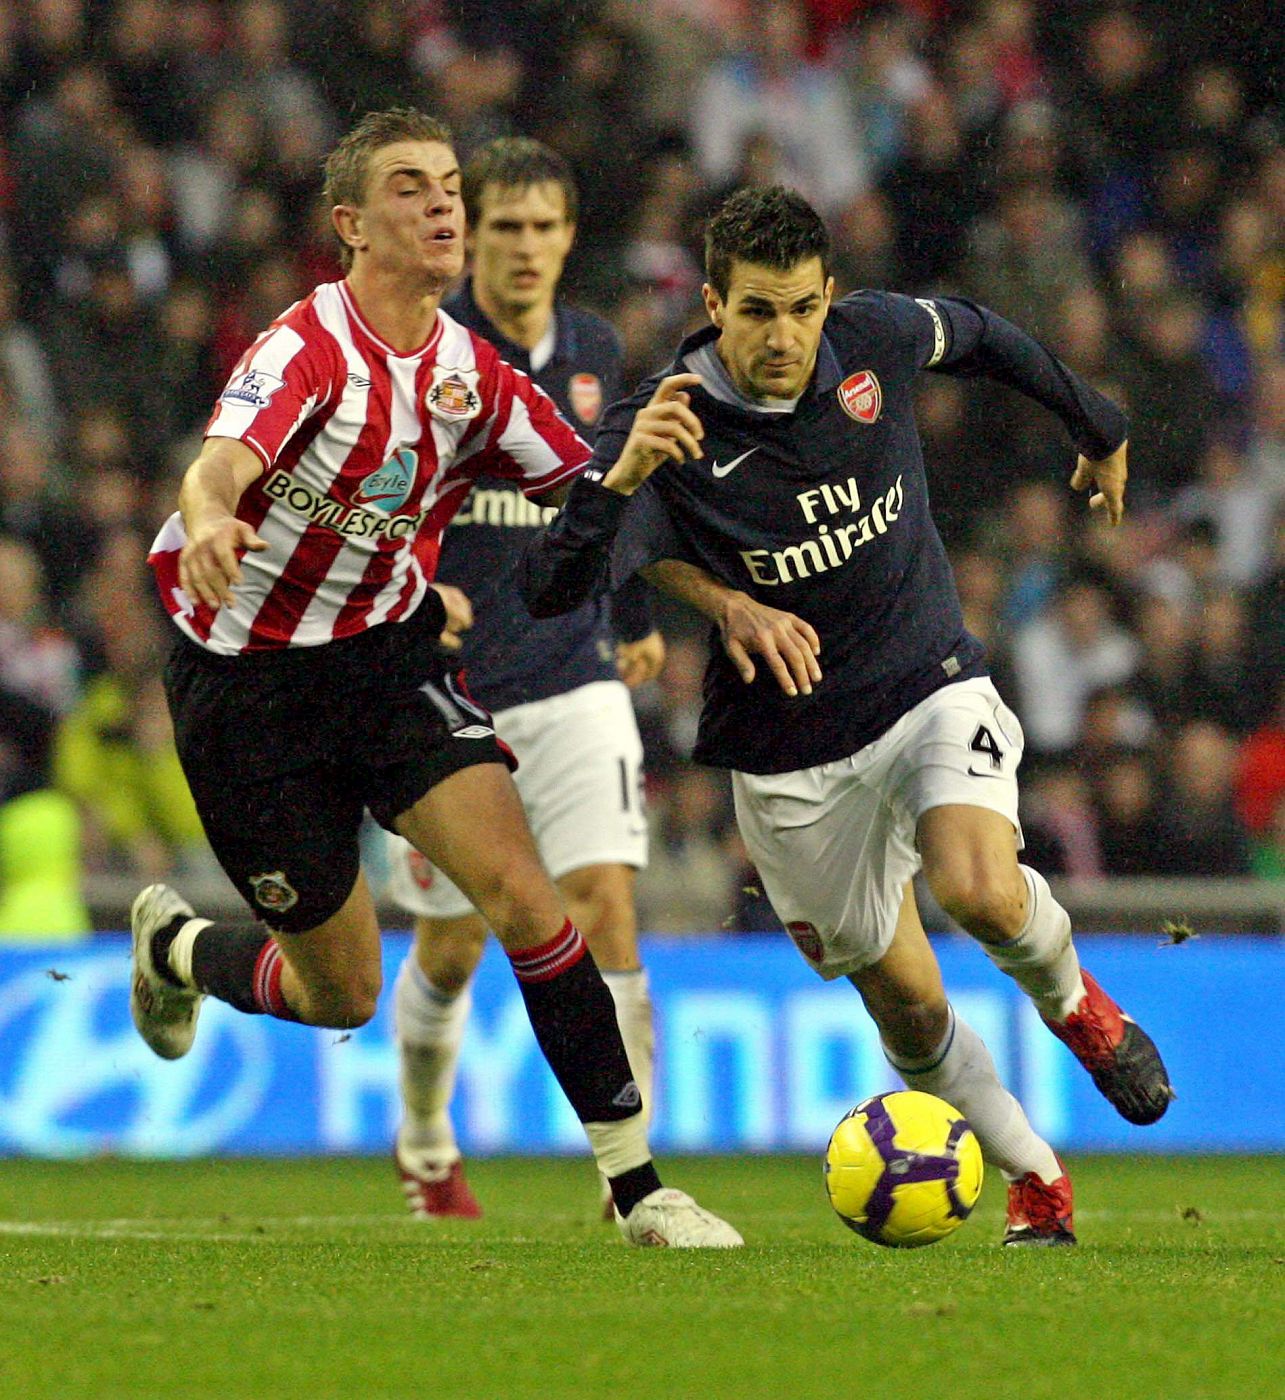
[385,138,664,1220]
[523,184,1173,1245]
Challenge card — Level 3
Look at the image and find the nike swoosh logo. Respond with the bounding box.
[967,767,1005,779]
[711,448,758,478]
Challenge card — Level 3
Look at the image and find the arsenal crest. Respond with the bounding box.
[568,372,603,424]
[250,870,299,913]
[786,920,825,964]
[426,364,482,420]
[838,369,882,424]
[407,849,436,892]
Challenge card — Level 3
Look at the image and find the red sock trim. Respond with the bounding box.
[252,940,296,1020]
[509,919,586,983]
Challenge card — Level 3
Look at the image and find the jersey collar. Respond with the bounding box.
[672,321,844,400]
[449,277,574,368]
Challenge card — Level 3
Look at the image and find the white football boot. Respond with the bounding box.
[130,884,207,1060]
[616,1188,744,1248]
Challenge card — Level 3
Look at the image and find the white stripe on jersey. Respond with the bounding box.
[207,325,313,454]
[494,389,573,483]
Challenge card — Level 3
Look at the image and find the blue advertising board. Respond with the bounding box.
[0,932,1279,1157]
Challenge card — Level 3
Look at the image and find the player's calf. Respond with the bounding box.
[129,884,360,1055]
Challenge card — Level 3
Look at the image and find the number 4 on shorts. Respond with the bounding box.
[969,723,1004,771]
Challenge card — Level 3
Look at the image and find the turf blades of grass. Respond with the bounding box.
[1,1155,1281,1400]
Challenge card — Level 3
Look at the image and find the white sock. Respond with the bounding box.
[885,1007,1062,1184]
[981,866,1086,1021]
[394,953,472,1161]
[601,969,656,1124]
[166,917,213,987]
[583,1114,652,1178]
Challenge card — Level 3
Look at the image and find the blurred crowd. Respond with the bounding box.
[0,0,1280,936]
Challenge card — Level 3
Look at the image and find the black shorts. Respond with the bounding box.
[165,609,513,933]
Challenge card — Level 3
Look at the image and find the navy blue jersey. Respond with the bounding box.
[436,279,628,709]
[531,291,1127,774]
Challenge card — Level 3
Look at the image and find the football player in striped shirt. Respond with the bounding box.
[522,184,1174,1246]
[130,108,739,1248]
[382,139,662,1221]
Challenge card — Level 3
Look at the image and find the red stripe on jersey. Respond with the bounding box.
[468,332,591,494]
[383,565,423,625]
[246,366,392,647]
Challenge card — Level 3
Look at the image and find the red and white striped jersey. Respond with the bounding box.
[148,279,591,654]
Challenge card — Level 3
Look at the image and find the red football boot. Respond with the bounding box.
[1041,970,1174,1125]
[395,1145,482,1220]
[1003,1160,1076,1246]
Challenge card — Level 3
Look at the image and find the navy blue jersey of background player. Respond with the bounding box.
[437,277,639,709]
[584,292,1126,774]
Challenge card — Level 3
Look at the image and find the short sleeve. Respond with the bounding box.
[204,324,327,467]
[476,356,593,498]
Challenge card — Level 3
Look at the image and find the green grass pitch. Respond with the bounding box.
[1,1154,1281,1400]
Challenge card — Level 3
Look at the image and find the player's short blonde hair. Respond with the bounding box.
[323,108,454,270]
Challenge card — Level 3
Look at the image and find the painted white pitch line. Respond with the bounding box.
[0,1214,423,1239]
[0,1208,1279,1243]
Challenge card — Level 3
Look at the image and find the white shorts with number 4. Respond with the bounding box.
[732,677,1025,981]
[387,679,648,920]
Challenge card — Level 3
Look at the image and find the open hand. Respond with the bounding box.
[1070,440,1128,527]
[720,592,822,698]
[179,517,268,609]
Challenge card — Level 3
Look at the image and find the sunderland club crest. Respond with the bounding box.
[838,370,882,424]
[250,870,299,913]
[426,365,482,420]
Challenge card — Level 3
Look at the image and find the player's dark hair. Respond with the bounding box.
[705,185,831,299]
[323,107,455,270]
[462,137,579,226]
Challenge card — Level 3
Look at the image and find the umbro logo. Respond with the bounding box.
[611,1081,642,1109]
[454,724,494,740]
[711,448,758,478]
[347,372,372,388]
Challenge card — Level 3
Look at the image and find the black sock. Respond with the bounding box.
[509,921,641,1123]
[609,1162,664,1217]
[182,922,292,1017]
[151,915,190,987]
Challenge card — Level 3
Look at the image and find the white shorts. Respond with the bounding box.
[386,679,648,920]
[732,677,1025,981]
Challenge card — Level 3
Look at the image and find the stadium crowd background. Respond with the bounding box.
[0,0,1280,937]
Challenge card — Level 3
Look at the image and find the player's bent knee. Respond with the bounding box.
[472,866,561,949]
[930,869,1024,939]
[301,972,382,1029]
[416,919,487,993]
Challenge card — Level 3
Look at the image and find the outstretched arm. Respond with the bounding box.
[923,296,1130,523]
[642,560,822,699]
